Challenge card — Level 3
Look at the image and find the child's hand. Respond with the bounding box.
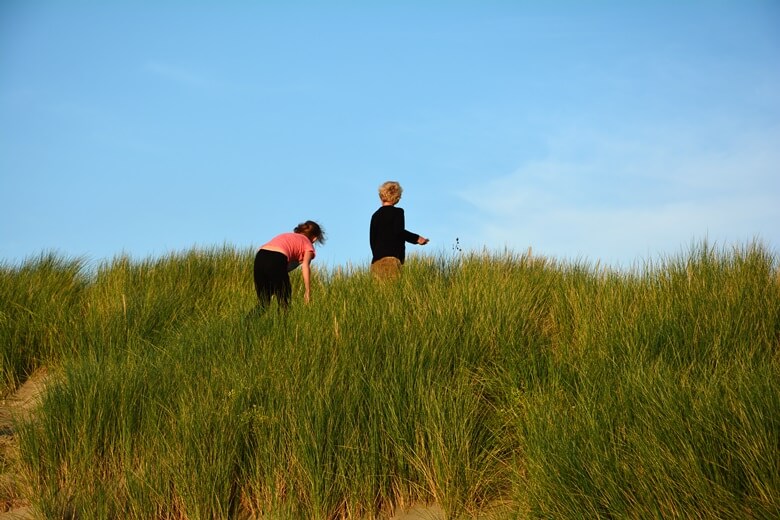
[418,236,430,245]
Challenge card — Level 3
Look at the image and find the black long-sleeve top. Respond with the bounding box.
[369,205,420,264]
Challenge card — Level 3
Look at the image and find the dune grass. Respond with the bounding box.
[2,241,778,518]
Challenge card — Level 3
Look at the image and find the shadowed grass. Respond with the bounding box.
[0,252,87,389]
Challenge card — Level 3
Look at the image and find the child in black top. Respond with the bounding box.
[369,181,429,279]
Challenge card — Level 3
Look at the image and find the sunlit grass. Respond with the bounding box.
[2,241,779,518]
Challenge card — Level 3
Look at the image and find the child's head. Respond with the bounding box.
[378,181,402,205]
[294,220,326,244]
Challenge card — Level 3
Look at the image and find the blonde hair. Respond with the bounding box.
[378,181,402,205]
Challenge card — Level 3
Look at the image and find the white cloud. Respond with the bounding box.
[145,61,219,90]
[458,124,780,266]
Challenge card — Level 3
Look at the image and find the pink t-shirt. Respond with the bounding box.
[261,232,315,264]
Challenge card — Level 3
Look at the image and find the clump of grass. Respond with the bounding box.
[0,252,87,390]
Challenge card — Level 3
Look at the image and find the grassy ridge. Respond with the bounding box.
[2,242,779,518]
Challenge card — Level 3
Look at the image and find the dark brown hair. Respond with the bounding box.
[294,220,326,244]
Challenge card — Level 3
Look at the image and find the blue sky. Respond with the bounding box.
[2,1,779,271]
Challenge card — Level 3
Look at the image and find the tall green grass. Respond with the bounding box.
[3,241,779,518]
[0,252,87,388]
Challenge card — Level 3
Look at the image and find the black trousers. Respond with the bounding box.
[253,249,291,308]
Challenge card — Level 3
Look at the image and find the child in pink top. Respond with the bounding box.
[253,221,325,309]
[260,232,316,270]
